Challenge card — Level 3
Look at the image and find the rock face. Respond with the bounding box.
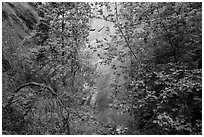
[2,2,39,30]
[2,2,40,112]
[2,2,39,63]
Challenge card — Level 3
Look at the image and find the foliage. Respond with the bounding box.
[2,2,40,92]
[119,2,202,67]
[128,63,202,134]
[2,2,94,135]
[2,2,202,135]
[21,2,93,92]
[90,2,202,135]
[3,82,69,134]
[19,2,95,113]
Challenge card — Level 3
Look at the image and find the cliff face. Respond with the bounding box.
[2,2,39,30]
[2,2,40,106]
[2,2,39,63]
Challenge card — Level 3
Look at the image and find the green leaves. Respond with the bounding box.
[129,63,202,134]
[2,2,202,135]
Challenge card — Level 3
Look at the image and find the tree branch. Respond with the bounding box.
[3,82,58,109]
[155,6,178,64]
[114,2,137,61]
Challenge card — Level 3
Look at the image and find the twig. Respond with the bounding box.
[114,2,137,61]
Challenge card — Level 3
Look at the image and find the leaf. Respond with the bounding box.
[98,9,103,15]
